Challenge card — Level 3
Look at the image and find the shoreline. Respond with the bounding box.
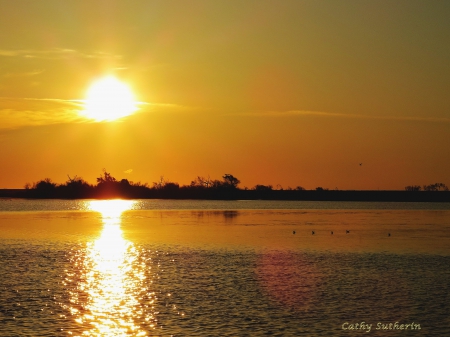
[1,189,449,202]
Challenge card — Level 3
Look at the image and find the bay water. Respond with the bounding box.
[0,199,449,336]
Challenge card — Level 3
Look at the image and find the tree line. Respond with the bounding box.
[405,183,448,191]
[25,170,258,199]
[22,170,450,201]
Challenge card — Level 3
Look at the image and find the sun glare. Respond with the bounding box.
[83,76,137,121]
[88,199,135,221]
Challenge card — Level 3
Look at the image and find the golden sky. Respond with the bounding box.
[1,0,449,190]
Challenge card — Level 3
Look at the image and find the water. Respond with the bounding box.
[0,199,449,336]
[1,198,450,212]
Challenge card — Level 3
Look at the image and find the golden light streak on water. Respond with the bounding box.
[88,200,135,224]
[67,200,155,336]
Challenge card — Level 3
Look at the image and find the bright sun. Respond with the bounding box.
[83,76,137,121]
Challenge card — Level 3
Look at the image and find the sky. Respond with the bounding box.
[1,0,449,190]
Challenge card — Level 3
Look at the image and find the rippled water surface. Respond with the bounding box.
[0,199,449,336]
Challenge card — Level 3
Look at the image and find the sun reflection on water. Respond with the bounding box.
[66,200,156,336]
[88,199,135,223]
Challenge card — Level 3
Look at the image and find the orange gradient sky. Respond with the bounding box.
[1,0,449,190]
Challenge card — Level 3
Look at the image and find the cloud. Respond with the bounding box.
[136,102,201,115]
[124,169,133,174]
[0,48,121,60]
[0,97,84,129]
[3,69,45,78]
[0,95,197,130]
[240,110,450,123]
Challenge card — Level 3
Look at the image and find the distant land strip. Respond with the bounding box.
[1,172,448,202]
[1,188,449,202]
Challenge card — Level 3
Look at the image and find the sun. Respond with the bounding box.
[83,76,137,121]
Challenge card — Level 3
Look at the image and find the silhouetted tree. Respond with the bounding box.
[65,175,90,188]
[438,183,448,191]
[153,176,166,189]
[190,176,212,188]
[423,183,448,191]
[254,184,273,191]
[35,178,56,189]
[162,182,179,191]
[59,175,93,198]
[120,179,130,187]
[222,174,240,188]
[405,185,421,191]
[210,179,224,189]
[96,169,117,185]
[94,170,121,198]
[33,178,57,197]
[130,181,148,188]
[423,184,436,191]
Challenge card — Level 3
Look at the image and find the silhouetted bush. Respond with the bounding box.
[33,178,57,198]
[253,185,273,191]
[405,185,421,191]
[423,183,448,191]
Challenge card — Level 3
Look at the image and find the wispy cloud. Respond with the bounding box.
[0,48,121,60]
[124,169,133,174]
[0,97,84,129]
[3,69,45,78]
[240,110,450,123]
[138,102,201,114]
[0,97,195,129]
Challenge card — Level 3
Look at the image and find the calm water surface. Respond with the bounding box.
[0,199,449,336]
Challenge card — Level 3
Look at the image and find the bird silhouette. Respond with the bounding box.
[312,231,315,235]
[293,230,296,235]
[331,231,333,235]
[346,230,350,234]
